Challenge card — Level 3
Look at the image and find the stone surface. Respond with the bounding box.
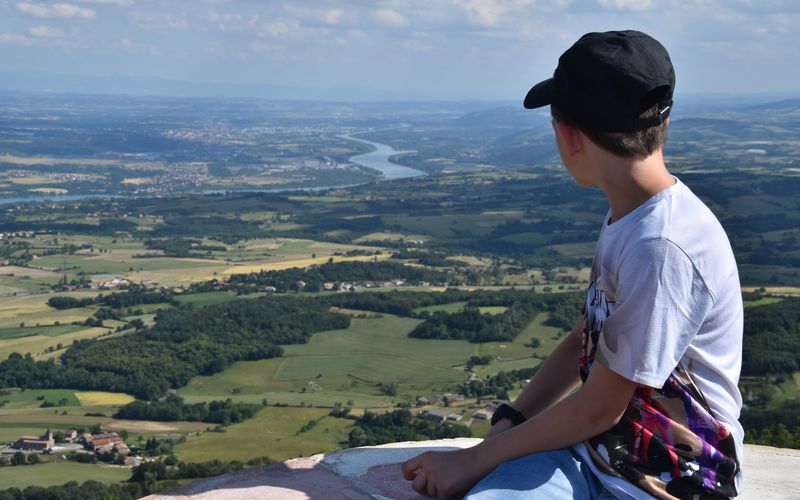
[145,440,800,499]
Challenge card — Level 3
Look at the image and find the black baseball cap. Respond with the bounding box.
[524,30,675,133]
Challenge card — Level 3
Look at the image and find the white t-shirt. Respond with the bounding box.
[572,177,744,499]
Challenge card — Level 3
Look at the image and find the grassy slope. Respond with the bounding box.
[174,407,354,463]
[0,462,131,489]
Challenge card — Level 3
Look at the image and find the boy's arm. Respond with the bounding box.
[402,360,638,498]
[485,316,583,439]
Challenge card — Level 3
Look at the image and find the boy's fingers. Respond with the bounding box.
[401,454,423,480]
[411,469,428,495]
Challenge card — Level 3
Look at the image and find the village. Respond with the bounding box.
[1,428,140,467]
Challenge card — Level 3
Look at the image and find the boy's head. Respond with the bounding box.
[524,30,674,158]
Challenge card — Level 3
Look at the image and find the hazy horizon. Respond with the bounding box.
[1,1,799,101]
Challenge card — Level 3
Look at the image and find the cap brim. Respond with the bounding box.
[524,78,554,109]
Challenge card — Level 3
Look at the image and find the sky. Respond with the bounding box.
[0,0,799,100]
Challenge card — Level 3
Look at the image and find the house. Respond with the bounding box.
[58,429,78,442]
[473,409,492,420]
[88,432,124,450]
[12,429,55,451]
[442,393,465,403]
[422,410,450,422]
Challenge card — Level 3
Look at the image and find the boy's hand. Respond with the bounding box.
[401,447,490,499]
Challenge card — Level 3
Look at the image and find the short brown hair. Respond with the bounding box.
[551,104,668,158]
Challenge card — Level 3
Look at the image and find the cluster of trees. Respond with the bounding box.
[410,302,539,343]
[460,366,540,399]
[48,286,175,310]
[409,291,581,343]
[348,409,470,447]
[0,296,350,399]
[391,249,452,267]
[130,459,246,483]
[0,457,268,499]
[4,451,40,466]
[744,423,800,449]
[138,238,226,258]
[742,298,800,375]
[465,355,492,371]
[0,481,149,500]
[225,261,451,293]
[322,289,582,323]
[113,394,261,425]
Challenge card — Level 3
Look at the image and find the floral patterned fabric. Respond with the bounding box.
[579,286,740,499]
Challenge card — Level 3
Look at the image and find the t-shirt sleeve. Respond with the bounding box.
[596,237,714,388]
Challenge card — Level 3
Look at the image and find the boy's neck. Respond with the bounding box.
[595,148,674,224]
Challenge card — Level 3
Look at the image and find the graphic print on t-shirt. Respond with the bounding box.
[580,271,740,499]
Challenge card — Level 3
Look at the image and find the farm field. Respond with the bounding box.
[179,314,488,406]
[0,388,81,410]
[1,326,109,361]
[174,406,355,463]
[0,462,131,489]
[475,313,568,377]
[222,252,391,275]
[74,391,135,406]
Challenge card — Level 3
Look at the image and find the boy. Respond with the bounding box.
[402,30,743,499]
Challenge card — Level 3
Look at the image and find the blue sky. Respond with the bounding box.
[1,0,798,100]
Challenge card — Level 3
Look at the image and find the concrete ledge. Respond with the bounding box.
[145,440,800,499]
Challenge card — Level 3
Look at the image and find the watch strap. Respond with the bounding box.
[490,403,526,426]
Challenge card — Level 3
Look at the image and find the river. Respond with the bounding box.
[340,134,425,180]
[0,136,425,206]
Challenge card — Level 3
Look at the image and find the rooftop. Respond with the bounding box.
[145,439,799,499]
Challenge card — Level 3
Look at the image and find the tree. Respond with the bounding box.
[26,453,40,465]
[11,452,26,465]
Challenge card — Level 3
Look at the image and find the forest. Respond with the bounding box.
[0,296,349,399]
[347,409,471,447]
[113,394,262,425]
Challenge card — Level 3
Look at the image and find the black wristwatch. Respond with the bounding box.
[490,403,526,427]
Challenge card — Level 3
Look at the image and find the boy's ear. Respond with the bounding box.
[556,121,584,156]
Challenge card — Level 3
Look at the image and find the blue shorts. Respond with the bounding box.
[465,448,617,499]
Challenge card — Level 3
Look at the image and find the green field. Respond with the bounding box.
[0,462,131,489]
[175,406,354,463]
[414,302,467,314]
[0,324,85,340]
[0,389,81,410]
[179,314,480,406]
[474,313,567,377]
[0,326,109,361]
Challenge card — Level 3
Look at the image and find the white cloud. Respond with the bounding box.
[259,19,300,38]
[17,1,95,19]
[375,8,408,27]
[453,0,537,26]
[76,0,132,5]
[207,10,259,31]
[322,8,343,25]
[132,11,188,31]
[0,32,34,45]
[29,24,63,37]
[53,3,95,18]
[598,0,653,11]
[16,1,49,17]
